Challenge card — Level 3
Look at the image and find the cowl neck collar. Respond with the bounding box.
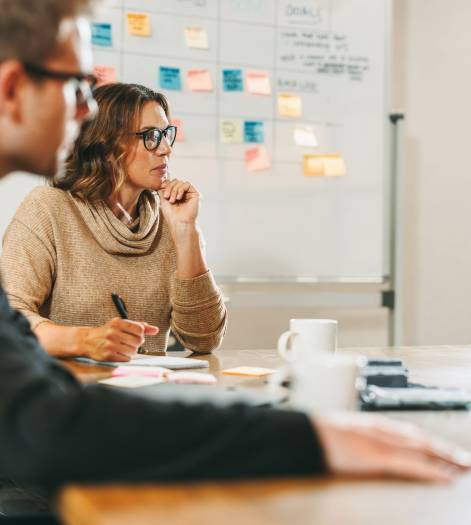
[70,190,160,255]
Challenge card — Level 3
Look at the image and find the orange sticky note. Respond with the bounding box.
[222,366,276,377]
[278,92,303,117]
[304,154,346,177]
[93,65,117,87]
[126,12,151,36]
[245,146,271,172]
[246,70,271,95]
[172,118,185,142]
[184,26,209,49]
[186,69,213,92]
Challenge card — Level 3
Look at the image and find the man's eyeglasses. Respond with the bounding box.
[22,62,97,112]
[134,126,178,151]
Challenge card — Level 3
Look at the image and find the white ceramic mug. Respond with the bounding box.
[277,319,337,362]
[289,354,366,413]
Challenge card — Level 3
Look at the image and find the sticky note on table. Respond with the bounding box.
[222,366,276,377]
[278,93,303,117]
[172,118,185,142]
[245,146,271,172]
[244,121,264,143]
[246,70,271,95]
[220,119,243,143]
[187,69,213,91]
[184,26,209,49]
[159,66,182,90]
[91,23,112,47]
[93,65,117,87]
[294,125,318,147]
[100,376,165,388]
[304,154,347,177]
[222,69,244,92]
[127,12,151,36]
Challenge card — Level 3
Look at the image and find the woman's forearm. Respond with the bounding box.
[172,222,208,279]
[35,321,88,357]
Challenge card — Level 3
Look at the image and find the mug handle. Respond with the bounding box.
[277,330,298,361]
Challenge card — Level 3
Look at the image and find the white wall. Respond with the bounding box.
[394,0,471,345]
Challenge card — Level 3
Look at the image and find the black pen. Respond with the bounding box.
[112,293,144,355]
[111,293,128,319]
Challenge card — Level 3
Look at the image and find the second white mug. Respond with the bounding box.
[277,319,337,362]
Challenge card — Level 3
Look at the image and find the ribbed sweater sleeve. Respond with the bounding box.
[1,198,56,330]
[170,270,227,353]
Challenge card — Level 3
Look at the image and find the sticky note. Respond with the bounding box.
[187,69,213,92]
[159,66,182,91]
[167,372,217,385]
[172,118,185,142]
[127,12,151,36]
[222,69,244,92]
[294,126,318,147]
[304,154,347,177]
[220,119,243,144]
[246,70,271,95]
[245,146,271,172]
[93,65,117,87]
[222,366,276,377]
[184,26,209,49]
[91,23,112,47]
[112,366,169,378]
[244,121,264,143]
[278,93,303,117]
[99,376,165,388]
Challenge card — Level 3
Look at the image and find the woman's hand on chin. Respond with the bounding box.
[158,179,200,227]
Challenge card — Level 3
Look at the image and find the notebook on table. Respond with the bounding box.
[74,354,209,370]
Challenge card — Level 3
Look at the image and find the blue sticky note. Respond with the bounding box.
[159,66,182,91]
[244,121,264,143]
[92,23,112,47]
[222,69,244,92]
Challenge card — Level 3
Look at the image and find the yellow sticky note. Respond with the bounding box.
[127,12,151,36]
[172,118,185,142]
[245,146,271,172]
[294,126,318,147]
[222,366,276,377]
[304,154,346,177]
[278,93,303,117]
[93,65,117,87]
[184,26,209,49]
[187,69,213,92]
[246,70,271,95]
[220,119,243,144]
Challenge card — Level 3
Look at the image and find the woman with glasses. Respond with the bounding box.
[1,83,227,361]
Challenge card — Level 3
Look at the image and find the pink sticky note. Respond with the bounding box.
[245,146,271,172]
[167,372,217,385]
[172,118,185,142]
[93,65,117,87]
[112,366,169,378]
[246,70,271,95]
[186,69,213,92]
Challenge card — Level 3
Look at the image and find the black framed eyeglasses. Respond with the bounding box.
[22,62,98,111]
[134,126,178,151]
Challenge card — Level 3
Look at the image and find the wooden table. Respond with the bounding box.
[59,345,471,525]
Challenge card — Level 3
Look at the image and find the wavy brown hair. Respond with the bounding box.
[53,83,170,202]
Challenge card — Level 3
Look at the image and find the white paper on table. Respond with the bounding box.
[75,355,209,370]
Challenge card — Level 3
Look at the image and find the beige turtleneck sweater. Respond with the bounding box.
[1,187,227,354]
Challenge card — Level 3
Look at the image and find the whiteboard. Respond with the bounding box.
[1,0,392,281]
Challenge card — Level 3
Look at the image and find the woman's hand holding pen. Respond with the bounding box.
[80,318,159,362]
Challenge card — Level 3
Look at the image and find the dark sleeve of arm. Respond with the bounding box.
[0,313,325,490]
